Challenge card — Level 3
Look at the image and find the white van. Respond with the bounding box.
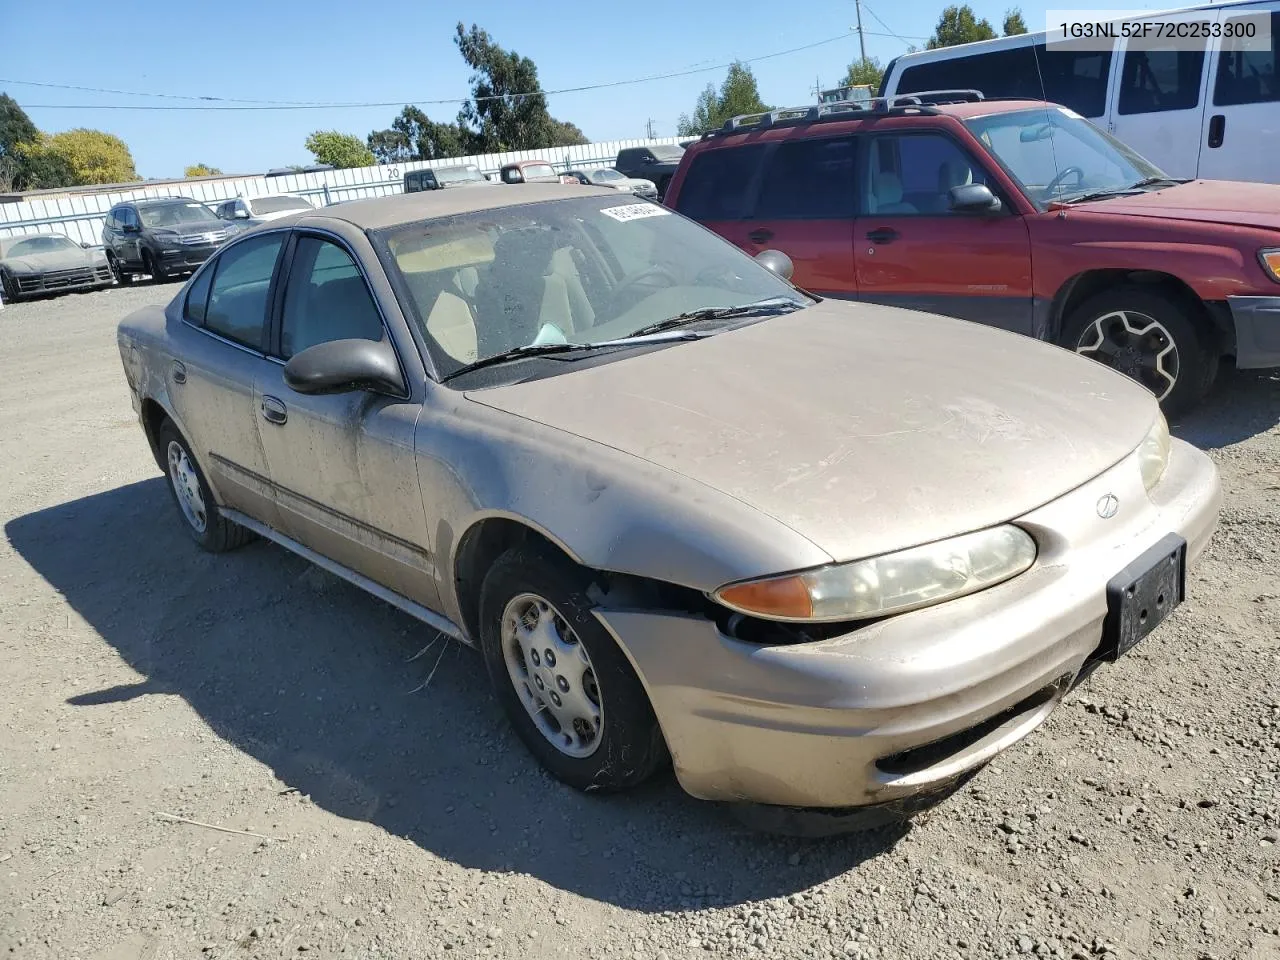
[880,0,1279,183]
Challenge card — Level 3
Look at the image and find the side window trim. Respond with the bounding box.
[178,228,291,356]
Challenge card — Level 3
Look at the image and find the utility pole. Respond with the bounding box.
[645,118,655,139]
[854,0,867,63]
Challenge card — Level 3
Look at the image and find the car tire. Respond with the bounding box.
[143,250,168,282]
[656,175,672,200]
[155,419,255,553]
[1060,286,1218,418]
[478,544,668,793]
[1,269,19,303]
[107,253,133,285]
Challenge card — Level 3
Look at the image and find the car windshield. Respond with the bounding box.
[966,107,1166,205]
[138,202,221,228]
[648,145,685,161]
[4,235,79,256]
[521,163,556,179]
[251,195,312,214]
[374,195,804,378]
[592,169,624,181]
[438,166,485,184]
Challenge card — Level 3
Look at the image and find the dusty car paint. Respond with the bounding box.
[117,184,1223,812]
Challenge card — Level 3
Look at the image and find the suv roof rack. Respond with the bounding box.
[131,195,196,203]
[703,89,985,139]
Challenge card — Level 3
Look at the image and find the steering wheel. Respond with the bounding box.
[1044,165,1085,198]
[613,263,678,299]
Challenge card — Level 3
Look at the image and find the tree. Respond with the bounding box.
[368,106,467,164]
[1003,7,1028,35]
[548,118,588,147]
[42,129,137,185]
[366,127,411,164]
[304,131,375,168]
[11,136,75,190]
[184,163,222,177]
[676,62,770,137]
[0,93,39,187]
[843,56,885,91]
[927,5,997,48]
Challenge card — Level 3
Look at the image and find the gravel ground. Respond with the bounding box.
[1,283,1277,960]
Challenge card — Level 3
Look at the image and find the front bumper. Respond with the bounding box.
[12,264,114,296]
[595,438,1222,809]
[156,245,216,269]
[1227,295,1280,369]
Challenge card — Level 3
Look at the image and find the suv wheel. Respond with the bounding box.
[107,252,132,285]
[1061,286,1218,417]
[143,250,168,282]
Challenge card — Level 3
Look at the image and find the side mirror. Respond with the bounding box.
[233,208,250,219]
[123,223,141,234]
[80,241,91,249]
[950,183,1002,215]
[755,249,794,281]
[283,338,405,397]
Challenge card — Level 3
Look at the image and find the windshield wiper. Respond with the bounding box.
[1057,186,1145,205]
[1130,176,1191,189]
[624,297,803,339]
[441,342,599,380]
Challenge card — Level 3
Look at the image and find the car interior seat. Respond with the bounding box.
[868,171,918,215]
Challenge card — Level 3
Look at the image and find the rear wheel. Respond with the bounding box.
[478,545,667,792]
[1061,286,1218,417]
[156,419,254,553]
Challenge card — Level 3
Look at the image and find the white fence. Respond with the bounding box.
[0,137,686,245]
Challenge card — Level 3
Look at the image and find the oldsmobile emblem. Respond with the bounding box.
[1096,494,1120,519]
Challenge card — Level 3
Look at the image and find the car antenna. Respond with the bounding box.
[1031,36,1064,207]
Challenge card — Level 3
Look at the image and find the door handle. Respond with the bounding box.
[866,227,900,245]
[170,361,186,385]
[748,228,774,244]
[1207,114,1225,149]
[260,395,287,425]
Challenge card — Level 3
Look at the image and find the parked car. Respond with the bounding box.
[615,144,685,199]
[404,165,490,192]
[214,194,314,224]
[665,92,1280,415]
[879,0,1280,184]
[498,160,574,184]
[0,233,113,301]
[117,184,1220,824]
[564,167,658,198]
[103,197,234,284]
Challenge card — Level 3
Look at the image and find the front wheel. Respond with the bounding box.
[0,269,18,303]
[478,545,668,792]
[143,250,168,282]
[1061,286,1218,417]
[107,253,133,285]
[156,419,254,553]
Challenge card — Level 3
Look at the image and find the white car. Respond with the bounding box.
[565,168,658,199]
[214,194,316,225]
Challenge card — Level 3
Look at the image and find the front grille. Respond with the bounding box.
[178,231,228,246]
[16,266,102,292]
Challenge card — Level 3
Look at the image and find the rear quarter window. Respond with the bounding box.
[672,144,768,221]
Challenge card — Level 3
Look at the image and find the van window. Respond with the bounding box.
[1118,46,1206,114]
[754,137,856,219]
[1214,11,1280,106]
[895,44,1112,118]
[672,145,768,220]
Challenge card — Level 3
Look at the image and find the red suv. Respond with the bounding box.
[664,93,1280,414]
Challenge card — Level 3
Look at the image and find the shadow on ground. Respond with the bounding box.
[6,479,905,912]
[1171,364,1280,448]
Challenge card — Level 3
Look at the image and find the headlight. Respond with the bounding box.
[713,524,1038,622]
[1260,248,1280,282]
[1138,411,1171,492]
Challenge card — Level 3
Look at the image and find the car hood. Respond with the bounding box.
[1072,179,1280,231]
[467,301,1158,563]
[2,248,101,272]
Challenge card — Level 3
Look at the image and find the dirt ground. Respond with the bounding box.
[1,283,1277,960]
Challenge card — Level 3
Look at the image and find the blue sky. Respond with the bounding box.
[7,0,1141,178]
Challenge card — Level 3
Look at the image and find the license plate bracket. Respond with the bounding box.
[1099,533,1187,661]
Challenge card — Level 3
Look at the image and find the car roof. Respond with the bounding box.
[269,183,619,231]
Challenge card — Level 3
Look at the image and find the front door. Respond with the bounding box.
[167,232,287,526]
[119,208,145,269]
[254,233,439,609]
[739,135,858,297]
[852,131,1035,335]
[1197,6,1280,183]
[1108,15,1214,179]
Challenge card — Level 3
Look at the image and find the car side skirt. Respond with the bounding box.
[221,507,468,644]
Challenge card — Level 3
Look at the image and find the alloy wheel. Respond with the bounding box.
[501,592,603,758]
[1075,309,1179,401]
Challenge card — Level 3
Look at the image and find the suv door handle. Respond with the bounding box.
[866,227,900,245]
[1207,114,1225,149]
[748,228,774,244]
[260,395,287,425]
[170,361,186,385]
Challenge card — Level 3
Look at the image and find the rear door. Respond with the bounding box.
[852,130,1035,334]
[738,134,858,296]
[1108,14,1214,178]
[667,143,769,268]
[1199,5,1280,183]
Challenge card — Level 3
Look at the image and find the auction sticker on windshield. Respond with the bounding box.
[600,204,671,223]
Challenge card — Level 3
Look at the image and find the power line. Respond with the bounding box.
[859,4,929,45]
[9,31,860,112]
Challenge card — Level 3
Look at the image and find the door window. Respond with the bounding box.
[754,137,856,219]
[1118,45,1207,114]
[1214,11,1280,106]
[185,264,214,324]
[864,134,990,216]
[121,208,139,229]
[202,233,285,350]
[279,237,384,358]
[672,144,768,220]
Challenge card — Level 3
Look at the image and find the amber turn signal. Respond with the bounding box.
[717,576,814,620]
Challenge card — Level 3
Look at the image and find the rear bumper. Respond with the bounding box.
[1227,295,1280,369]
[595,438,1221,809]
